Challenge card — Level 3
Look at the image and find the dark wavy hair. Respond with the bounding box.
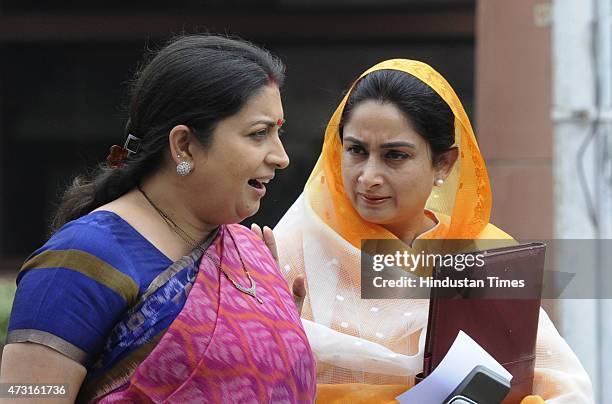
[51,34,285,233]
[339,69,455,165]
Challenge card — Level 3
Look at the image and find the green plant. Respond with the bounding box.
[0,281,16,344]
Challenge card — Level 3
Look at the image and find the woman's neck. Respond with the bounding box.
[382,211,438,246]
[139,174,217,245]
[92,178,216,261]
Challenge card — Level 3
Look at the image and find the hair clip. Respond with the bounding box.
[106,134,141,168]
[124,134,141,155]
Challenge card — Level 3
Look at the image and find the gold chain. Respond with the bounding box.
[137,185,263,304]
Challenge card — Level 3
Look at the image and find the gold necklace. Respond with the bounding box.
[137,186,263,304]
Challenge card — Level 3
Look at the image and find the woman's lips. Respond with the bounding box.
[358,193,391,205]
[248,178,268,198]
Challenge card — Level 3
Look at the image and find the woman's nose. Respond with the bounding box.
[268,137,290,169]
[358,159,383,188]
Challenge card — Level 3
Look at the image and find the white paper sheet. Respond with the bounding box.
[396,330,512,404]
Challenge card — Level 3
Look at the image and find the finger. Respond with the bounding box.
[292,275,306,315]
[250,223,263,239]
[262,226,279,263]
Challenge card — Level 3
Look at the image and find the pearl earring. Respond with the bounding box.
[176,161,193,176]
[435,178,444,186]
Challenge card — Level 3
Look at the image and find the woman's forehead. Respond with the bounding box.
[344,101,424,146]
[241,85,283,118]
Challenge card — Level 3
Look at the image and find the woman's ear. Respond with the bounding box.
[168,125,194,164]
[434,147,459,181]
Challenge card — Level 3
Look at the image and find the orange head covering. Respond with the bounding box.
[304,59,492,247]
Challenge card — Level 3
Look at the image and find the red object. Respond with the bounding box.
[106,145,128,168]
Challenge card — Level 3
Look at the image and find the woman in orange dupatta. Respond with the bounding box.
[274,60,593,403]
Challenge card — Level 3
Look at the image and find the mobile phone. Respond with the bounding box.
[447,397,478,404]
[442,365,511,404]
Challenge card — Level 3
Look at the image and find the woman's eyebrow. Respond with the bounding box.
[344,137,416,149]
[249,119,276,127]
[380,141,417,149]
[344,136,366,146]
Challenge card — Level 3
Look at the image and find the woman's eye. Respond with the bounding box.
[386,151,409,160]
[347,145,365,154]
[250,128,268,138]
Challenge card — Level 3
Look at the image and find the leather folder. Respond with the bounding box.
[420,242,546,404]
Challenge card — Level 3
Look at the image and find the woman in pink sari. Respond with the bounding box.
[1,35,315,403]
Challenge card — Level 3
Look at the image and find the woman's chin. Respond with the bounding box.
[237,202,261,221]
[355,209,393,225]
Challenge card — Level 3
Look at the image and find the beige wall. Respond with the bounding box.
[476,0,556,321]
[476,0,553,240]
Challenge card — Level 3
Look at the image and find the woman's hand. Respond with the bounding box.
[291,274,306,315]
[251,223,306,315]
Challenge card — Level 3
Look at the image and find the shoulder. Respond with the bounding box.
[273,196,307,275]
[36,211,131,264]
[429,212,514,241]
[19,211,141,305]
[8,212,146,363]
[275,194,305,232]
[274,195,305,252]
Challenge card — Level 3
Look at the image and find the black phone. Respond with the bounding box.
[446,397,478,404]
[442,365,511,404]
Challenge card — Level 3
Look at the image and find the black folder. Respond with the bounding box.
[420,242,546,404]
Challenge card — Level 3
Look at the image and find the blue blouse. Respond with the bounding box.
[7,211,172,367]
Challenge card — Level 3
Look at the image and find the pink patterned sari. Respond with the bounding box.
[82,224,315,403]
